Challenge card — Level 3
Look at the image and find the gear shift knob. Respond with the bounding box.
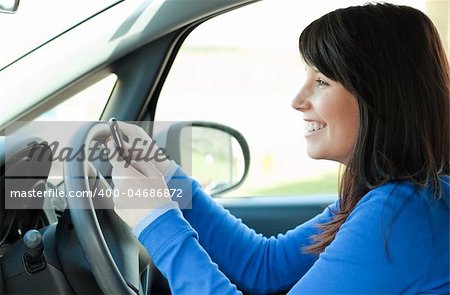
[23,229,46,273]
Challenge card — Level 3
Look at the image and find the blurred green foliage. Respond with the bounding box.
[235,171,339,196]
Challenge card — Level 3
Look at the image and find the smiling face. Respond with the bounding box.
[292,65,360,165]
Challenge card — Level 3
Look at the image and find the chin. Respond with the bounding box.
[306,149,325,160]
[306,150,341,163]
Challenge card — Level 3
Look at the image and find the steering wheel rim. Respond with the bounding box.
[63,122,137,295]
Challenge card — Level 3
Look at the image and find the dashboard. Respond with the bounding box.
[0,135,133,294]
[0,137,53,247]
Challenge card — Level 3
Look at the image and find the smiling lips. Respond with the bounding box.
[304,121,327,134]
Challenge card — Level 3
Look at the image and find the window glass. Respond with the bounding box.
[35,74,117,121]
[156,0,447,197]
[21,73,117,187]
[0,0,120,69]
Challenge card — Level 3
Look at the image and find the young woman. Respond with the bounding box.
[109,2,449,294]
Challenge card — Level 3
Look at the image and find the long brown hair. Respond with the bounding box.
[299,3,450,253]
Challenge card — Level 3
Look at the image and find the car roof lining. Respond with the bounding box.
[0,0,257,131]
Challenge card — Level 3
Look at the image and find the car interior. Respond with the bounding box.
[0,0,447,293]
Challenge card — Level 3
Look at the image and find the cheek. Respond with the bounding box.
[345,99,360,138]
[327,92,359,132]
[337,106,359,137]
[334,98,359,155]
[319,92,359,161]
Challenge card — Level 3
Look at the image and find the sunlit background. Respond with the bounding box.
[156,0,449,196]
[1,0,448,197]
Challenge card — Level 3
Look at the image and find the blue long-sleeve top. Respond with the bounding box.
[135,168,450,294]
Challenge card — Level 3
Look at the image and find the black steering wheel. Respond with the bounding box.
[63,122,151,294]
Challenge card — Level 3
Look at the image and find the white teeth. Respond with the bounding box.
[305,121,326,132]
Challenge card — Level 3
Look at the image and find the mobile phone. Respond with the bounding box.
[108,117,130,161]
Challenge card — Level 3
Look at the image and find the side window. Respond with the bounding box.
[24,74,117,187]
[156,0,447,197]
[36,74,117,121]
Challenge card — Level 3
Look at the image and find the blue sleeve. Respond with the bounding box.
[137,209,242,295]
[139,167,440,294]
[165,167,338,293]
[289,183,434,294]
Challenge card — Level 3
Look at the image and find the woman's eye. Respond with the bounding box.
[315,79,329,87]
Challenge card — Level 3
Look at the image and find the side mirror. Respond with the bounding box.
[165,121,250,196]
[0,0,20,13]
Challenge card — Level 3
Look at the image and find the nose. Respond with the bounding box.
[291,85,310,112]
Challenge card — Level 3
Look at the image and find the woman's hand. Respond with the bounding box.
[111,121,171,175]
[107,134,172,228]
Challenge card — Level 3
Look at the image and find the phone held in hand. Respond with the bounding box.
[108,117,130,162]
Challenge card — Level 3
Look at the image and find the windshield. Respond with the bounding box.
[0,0,120,69]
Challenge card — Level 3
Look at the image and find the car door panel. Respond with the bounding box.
[218,195,337,237]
